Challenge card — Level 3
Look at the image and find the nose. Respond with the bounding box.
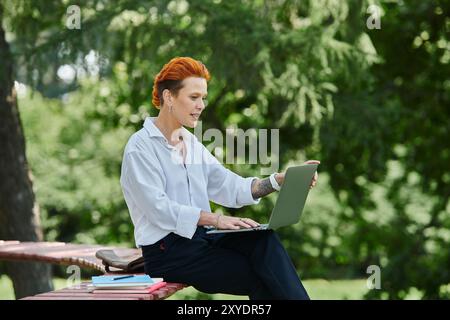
[197,100,205,111]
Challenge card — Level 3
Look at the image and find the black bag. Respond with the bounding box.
[95,249,145,273]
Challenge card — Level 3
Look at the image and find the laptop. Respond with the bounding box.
[206,163,318,234]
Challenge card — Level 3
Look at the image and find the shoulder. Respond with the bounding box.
[123,128,156,156]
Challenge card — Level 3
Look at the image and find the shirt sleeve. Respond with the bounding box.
[121,150,201,239]
[201,145,261,208]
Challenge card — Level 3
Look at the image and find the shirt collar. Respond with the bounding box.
[143,117,165,139]
[143,117,193,142]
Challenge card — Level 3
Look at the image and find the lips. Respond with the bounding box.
[190,113,200,120]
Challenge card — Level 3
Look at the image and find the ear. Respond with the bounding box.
[162,89,172,106]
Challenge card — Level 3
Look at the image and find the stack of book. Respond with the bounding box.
[90,274,166,294]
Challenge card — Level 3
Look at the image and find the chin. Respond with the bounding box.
[183,119,199,128]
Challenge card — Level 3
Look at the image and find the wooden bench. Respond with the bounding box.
[19,281,186,300]
[0,240,186,300]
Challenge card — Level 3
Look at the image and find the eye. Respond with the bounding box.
[190,96,208,106]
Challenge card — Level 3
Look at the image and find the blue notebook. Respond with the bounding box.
[92,275,155,287]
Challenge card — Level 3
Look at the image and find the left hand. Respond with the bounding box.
[304,160,320,189]
[275,160,320,189]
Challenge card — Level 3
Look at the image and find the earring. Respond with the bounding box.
[169,105,173,113]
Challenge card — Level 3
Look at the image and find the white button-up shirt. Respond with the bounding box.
[120,117,260,247]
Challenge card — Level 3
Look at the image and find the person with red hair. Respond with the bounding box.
[120,57,318,299]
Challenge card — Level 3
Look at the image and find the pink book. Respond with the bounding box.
[92,281,167,294]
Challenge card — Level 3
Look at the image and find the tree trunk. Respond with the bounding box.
[0,7,53,299]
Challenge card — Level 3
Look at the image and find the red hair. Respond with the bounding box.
[152,57,211,109]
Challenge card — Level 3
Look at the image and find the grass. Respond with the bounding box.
[0,275,370,300]
[0,276,14,300]
[167,278,369,300]
[0,276,70,300]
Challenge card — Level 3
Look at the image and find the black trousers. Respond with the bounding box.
[142,227,309,300]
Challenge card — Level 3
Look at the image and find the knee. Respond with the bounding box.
[240,230,285,254]
[261,230,282,245]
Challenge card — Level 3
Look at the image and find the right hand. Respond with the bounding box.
[217,215,260,230]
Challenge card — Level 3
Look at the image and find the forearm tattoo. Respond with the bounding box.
[251,177,276,200]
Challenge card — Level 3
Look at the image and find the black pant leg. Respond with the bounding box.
[209,229,310,300]
[142,229,274,299]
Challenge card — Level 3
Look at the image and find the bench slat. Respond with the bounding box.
[0,241,188,300]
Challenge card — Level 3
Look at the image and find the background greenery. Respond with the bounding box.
[0,275,378,300]
[1,0,449,299]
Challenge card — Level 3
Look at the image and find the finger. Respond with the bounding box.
[244,219,260,228]
[237,218,255,228]
[238,220,253,229]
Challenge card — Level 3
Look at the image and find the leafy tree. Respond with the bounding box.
[2,0,448,299]
[0,3,53,298]
[364,0,450,299]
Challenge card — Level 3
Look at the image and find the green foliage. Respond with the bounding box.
[4,0,450,299]
[363,0,450,299]
[20,86,135,246]
[166,278,371,300]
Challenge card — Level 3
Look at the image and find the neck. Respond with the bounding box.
[154,108,183,145]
